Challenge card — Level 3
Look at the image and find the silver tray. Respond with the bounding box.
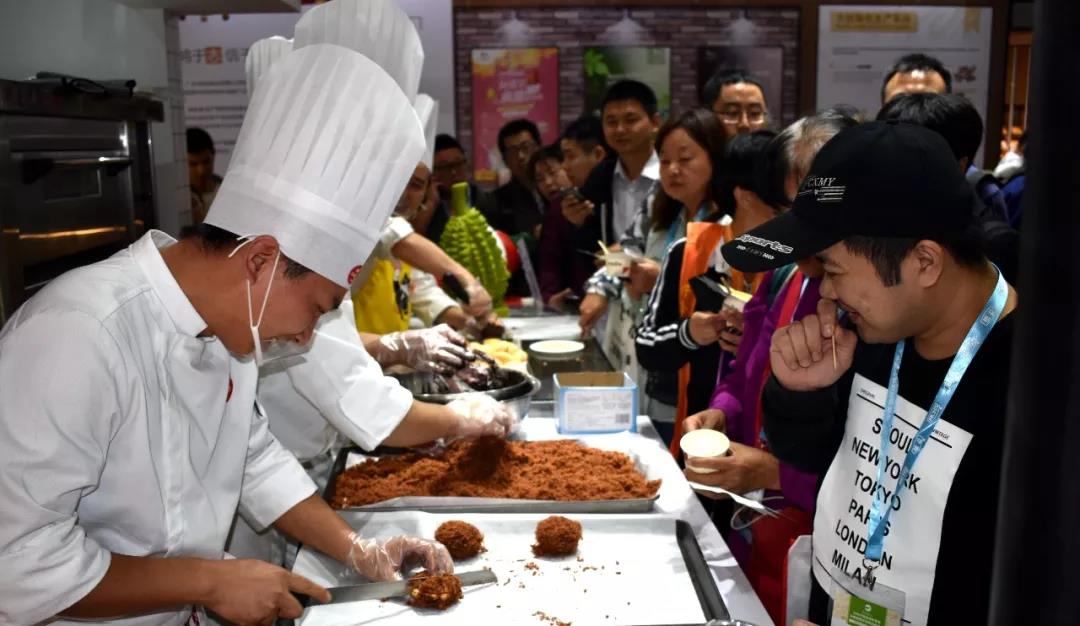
[323,444,661,514]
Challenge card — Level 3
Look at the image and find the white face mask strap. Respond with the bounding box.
[230,234,281,330]
[227,234,256,259]
[253,251,281,329]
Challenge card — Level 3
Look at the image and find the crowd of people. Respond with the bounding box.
[0,0,1029,618]
[223,49,1019,626]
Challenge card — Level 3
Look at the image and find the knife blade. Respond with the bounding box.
[317,569,497,606]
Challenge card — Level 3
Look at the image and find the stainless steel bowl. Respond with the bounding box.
[390,369,542,418]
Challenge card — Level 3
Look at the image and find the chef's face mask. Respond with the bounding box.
[229,237,313,366]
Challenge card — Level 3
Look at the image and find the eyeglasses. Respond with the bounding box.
[505,140,539,156]
[714,107,767,125]
[434,158,467,174]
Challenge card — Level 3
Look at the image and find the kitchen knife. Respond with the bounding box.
[305,569,497,606]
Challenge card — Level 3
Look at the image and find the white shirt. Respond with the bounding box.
[257,298,413,460]
[0,231,315,626]
[610,151,660,241]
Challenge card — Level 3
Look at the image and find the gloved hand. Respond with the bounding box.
[463,280,493,319]
[374,324,473,375]
[346,533,454,582]
[446,392,518,438]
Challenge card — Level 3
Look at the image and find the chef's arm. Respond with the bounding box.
[62,556,208,617]
[379,399,461,447]
[391,232,477,289]
[273,494,455,581]
[273,494,356,564]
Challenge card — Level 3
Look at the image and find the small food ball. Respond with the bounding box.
[532,516,582,557]
[435,520,486,560]
[407,571,463,610]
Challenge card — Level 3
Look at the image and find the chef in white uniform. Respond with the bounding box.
[255,0,516,485]
[0,44,453,626]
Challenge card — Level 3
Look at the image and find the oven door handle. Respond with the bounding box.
[21,156,132,184]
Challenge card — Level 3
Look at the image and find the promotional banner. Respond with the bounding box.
[583,46,671,118]
[180,1,454,176]
[471,47,560,186]
[817,6,992,160]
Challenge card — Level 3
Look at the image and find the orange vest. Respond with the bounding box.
[669,221,762,457]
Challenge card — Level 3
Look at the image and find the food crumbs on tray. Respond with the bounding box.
[533,611,572,626]
[525,561,540,571]
[331,439,660,508]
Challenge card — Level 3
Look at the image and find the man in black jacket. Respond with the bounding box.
[484,119,545,238]
[722,121,1019,626]
[876,92,1020,283]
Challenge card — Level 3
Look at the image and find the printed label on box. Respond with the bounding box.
[563,389,634,431]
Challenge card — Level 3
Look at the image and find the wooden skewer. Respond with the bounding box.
[832,333,838,371]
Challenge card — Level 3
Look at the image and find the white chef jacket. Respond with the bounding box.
[0,231,316,626]
[257,297,413,461]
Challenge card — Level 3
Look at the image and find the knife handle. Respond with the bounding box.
[442,272,471,304]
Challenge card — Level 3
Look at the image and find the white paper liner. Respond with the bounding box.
[295,512,706,626]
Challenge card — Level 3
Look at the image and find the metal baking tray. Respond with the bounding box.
[323,443,661,514]
[293,512,728,625]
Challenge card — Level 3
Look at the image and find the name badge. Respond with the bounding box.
[827,565,905,626]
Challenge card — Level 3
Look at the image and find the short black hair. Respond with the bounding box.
[881,53,953,102]
[702,70,766,109]
[876,92,983,165]
[843,224,986,287]
[187,127,215,154]
[561,115,610,155]
[497,119,541,156]
[186,222,311,279]
[527,143,564,187]
[434,133,464,155]
[717,129,776,217]
[601,79,658,118]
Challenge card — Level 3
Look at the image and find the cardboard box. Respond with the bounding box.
[554,371,638,434]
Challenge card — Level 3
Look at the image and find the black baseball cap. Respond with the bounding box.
[721,120,975,272]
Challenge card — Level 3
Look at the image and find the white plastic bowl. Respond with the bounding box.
[679,429,731,473]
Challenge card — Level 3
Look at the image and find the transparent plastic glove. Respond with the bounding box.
[446,392,518,438]
[374,324,473,375]
[346,533,454,582]
[463,280,493,319]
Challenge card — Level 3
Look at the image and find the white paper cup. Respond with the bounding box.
[604,250,632,277]
[680,429,731,473]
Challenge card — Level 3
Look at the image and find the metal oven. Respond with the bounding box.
[0,78,162,324]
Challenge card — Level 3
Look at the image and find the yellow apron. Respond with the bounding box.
[352,258,413,335]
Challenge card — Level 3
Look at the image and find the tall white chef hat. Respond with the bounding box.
[413,94,438,170]
[204,44,425,288]
[245,35,292,97]
[293,0,424,102]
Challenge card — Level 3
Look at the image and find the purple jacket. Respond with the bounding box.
[709,269,822,512]
[537,199,595,302]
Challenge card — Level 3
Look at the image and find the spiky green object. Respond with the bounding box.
[440,184,509,312]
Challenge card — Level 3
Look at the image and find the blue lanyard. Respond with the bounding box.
[865,269,1009,564]
[664,204,710,251]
